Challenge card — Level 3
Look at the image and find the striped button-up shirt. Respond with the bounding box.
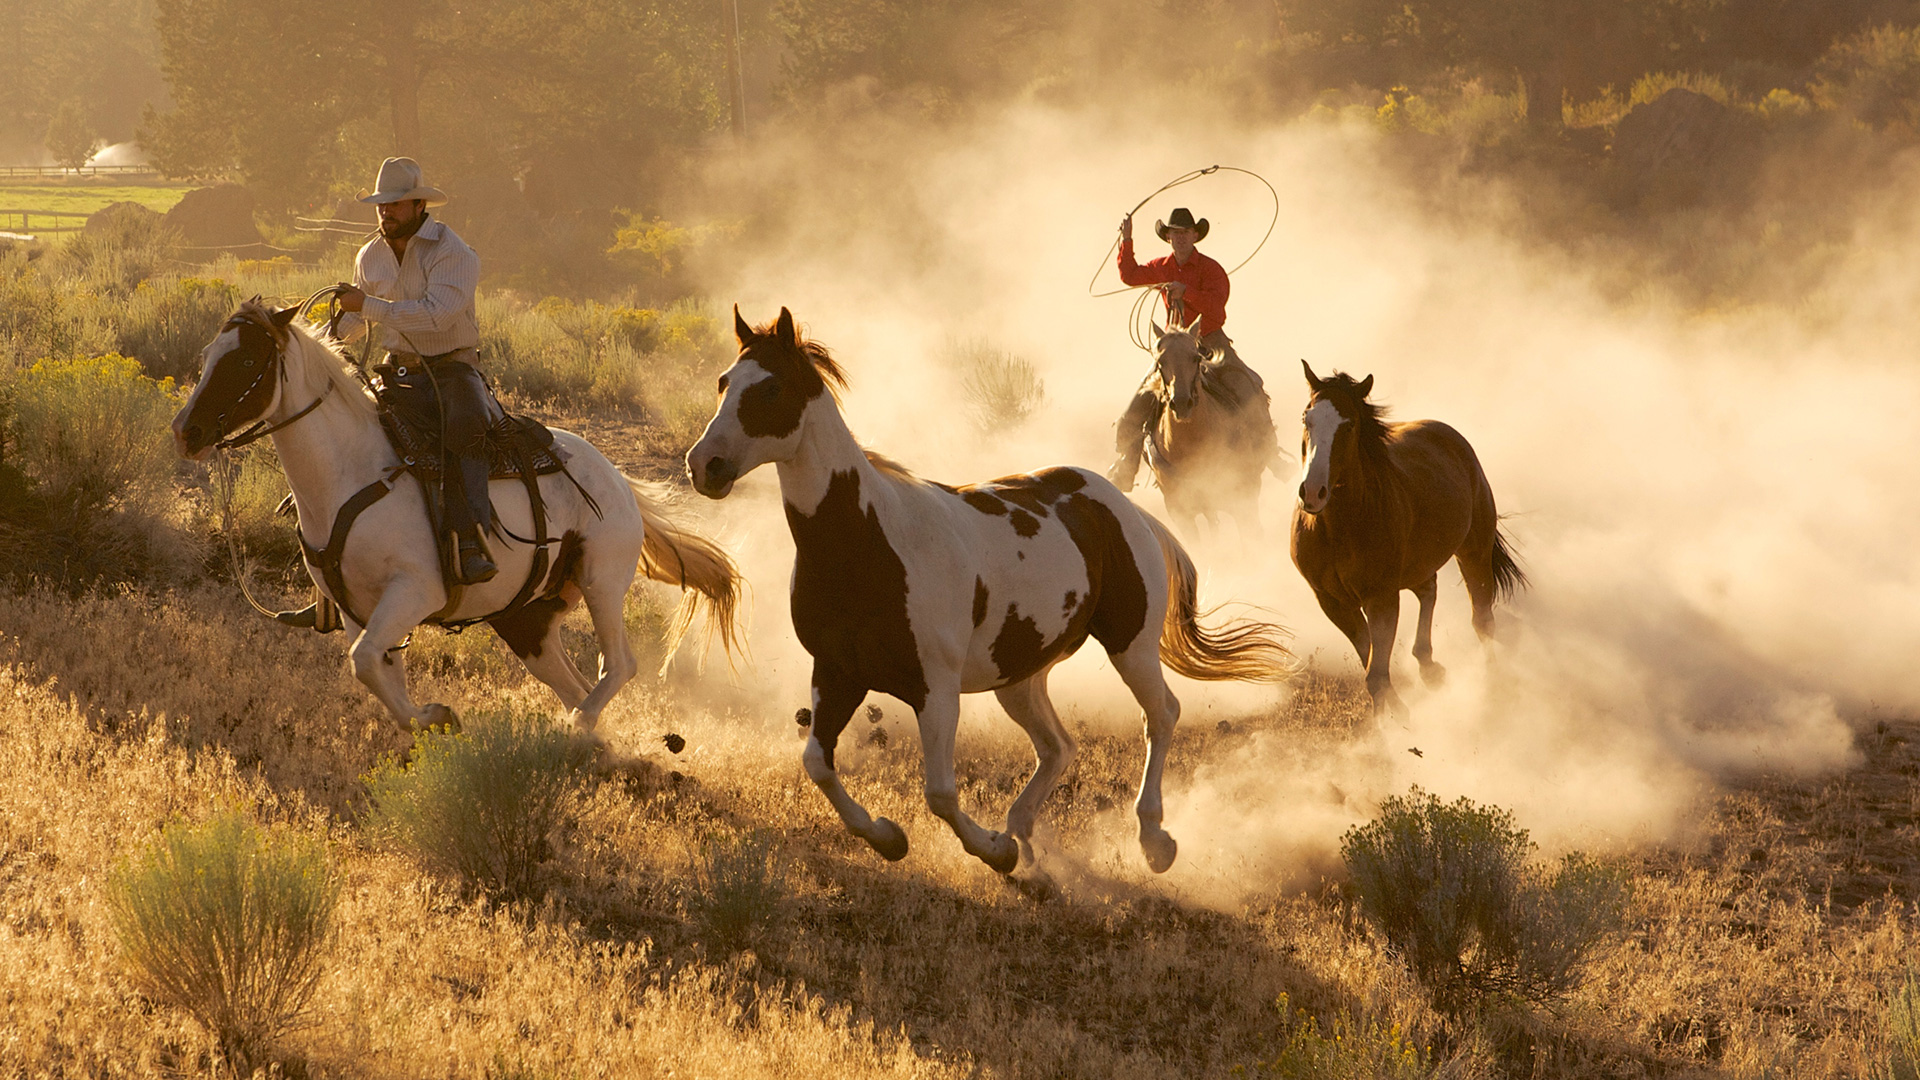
[336,217,481,356]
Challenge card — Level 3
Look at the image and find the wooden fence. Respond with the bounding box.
[0,210,88,235]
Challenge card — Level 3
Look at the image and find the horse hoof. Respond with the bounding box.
[418,704,460,734]
[867,818,910,862]
[1140,828,1179,874]
[1419,661,1447,688]
[978,833,1019,875]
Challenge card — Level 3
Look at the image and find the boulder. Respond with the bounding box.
[1612,89,1764,206]
[84,201,161,234]
[163,184,263,248]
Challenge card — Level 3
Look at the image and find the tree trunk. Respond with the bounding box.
[387,40,423,157]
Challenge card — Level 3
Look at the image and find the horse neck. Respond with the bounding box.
[267,342,394,524]
[775,397,885,517]
[1324,424,1402,525]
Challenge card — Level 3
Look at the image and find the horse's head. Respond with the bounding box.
[1297,360,1376,514]
[171,298,299,460]
[1152,314,1207,420]
[687,305,847,499]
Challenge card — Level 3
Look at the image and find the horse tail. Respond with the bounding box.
[626,476,747,672]
[1141,513,1294,683]
[1490,523,1529,603]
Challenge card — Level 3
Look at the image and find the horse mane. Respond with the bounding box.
[863,449,922,484]
[1314,370,1400,487]
[253,300,378,420]
[753,318,849,400]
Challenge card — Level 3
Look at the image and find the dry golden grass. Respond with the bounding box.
[0,580,1912,1077]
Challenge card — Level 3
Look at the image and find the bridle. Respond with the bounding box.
[205,286,352,450]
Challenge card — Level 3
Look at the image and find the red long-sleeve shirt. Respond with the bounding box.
[1117,238,1230,335]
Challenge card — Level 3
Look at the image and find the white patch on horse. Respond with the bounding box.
[1298,398,1345,513]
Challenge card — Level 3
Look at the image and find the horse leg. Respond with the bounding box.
[566,564,640,735]
[802,667,909,861]
[1361,591,1409,720]
[917,684,1019,874]
[349,579,455,733]
[1458,551,1499,643]
[511,620,593,711]
[1111,636,1183,873]
[1314,592,1372,670]
[1411,573,1446,688]
[993,664,1077,865]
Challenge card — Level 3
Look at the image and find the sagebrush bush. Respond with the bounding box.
[8,353,179,519]
[1886,970,1920,1080]
[947,338,1045,433]
[690,829,787,953]
[1341,788,1626,1012]
[106,809,337,1072]
[116,275,241,383]
[362,712,585,901]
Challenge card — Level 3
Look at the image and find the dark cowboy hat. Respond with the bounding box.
[1155,207,1210,242]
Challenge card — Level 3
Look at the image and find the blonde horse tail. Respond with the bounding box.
[626,476,747,673]
[1142,513,1294,682]
[1490,524,1529,603]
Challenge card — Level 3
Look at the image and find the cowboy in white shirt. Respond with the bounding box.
[333,157,499,586]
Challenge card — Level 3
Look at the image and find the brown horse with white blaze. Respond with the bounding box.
[687,307,1291,875]
[1289,362,1525,718]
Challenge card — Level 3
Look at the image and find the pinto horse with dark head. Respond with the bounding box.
[688,308,1291,874]
[1290,363,1526,718]
[171,298,744,740]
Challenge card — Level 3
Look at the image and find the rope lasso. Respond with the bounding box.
[1088,164,1280,352]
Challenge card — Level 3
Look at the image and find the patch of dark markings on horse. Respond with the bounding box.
[1053,493,1150,654]
[961,490,1008,516]
[1017,551,1025,560]
[1008,509,1041,537]
[973,577,989,627]
[990,603,1047,683]
[985,467,1088,518]
[1062,590,1078,618]
[929,480,959,494]
[736,369,813,439]
[785,468,929,712]
[486,530,584,658]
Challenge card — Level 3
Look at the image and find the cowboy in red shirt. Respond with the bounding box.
[1108,207,1266,491]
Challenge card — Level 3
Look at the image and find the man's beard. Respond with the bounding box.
[380,209,429,241]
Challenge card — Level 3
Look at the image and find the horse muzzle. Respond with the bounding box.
[1297,480,1329,514]
[171,413,216,461]
[689,454,738,499]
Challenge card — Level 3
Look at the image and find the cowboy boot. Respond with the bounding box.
[275,604,320,629]
[455,526,498,584]
[1107,445,1142,493]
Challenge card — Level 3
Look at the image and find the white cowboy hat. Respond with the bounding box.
[357,157,448,207]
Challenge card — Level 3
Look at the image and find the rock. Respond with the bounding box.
[1612,89,1764,206]
[163,184,263,248]
[84,201,161,234]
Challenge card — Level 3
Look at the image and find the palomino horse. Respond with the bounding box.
[687,308,1291,874]
[1144,317,1278,537]
[171,299,743,737]
[1289,362,1525,718]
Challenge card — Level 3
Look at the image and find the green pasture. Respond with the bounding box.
[0,183,196,219]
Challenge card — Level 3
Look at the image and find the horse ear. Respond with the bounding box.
[1357,374,1374,398]
[1184,314,1203,335]
[1302,359,1324,390]
[733,305,754,345]
[775,307,797,347]
[1150,319,1165,341]
[270,305,298,329]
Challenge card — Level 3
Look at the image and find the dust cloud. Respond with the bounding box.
[659,92,1920,906]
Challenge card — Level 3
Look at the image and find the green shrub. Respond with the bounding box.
[117,276,241,384]
[1813,24,1920,132]
[946,337,1045,433]
[8,353,179,519]
[106,810,337,1072]
[1341,788,1626,1012]
[1886,970,1920,1080]
[362,712,585,902]
[1239,993,1435,1079]
[689,829,787,953]
[45,209,181,296]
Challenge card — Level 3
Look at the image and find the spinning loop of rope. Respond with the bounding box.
[1086,164,1280,352]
